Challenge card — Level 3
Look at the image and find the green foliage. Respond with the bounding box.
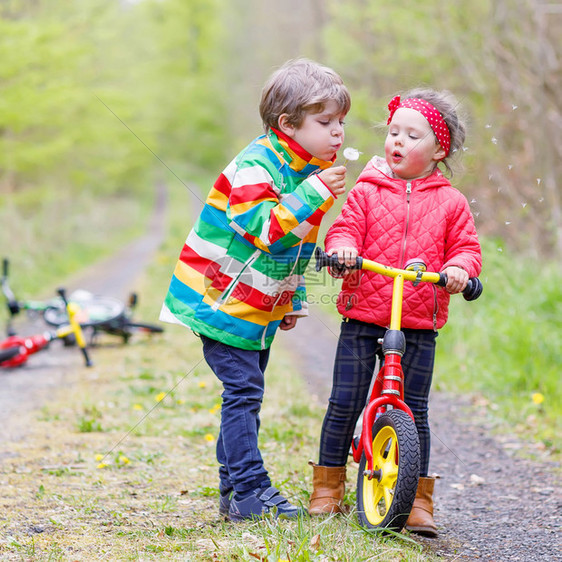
[436,239,561,453]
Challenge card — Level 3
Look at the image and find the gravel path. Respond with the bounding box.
[0,184,167,445]
[278,305,562,561]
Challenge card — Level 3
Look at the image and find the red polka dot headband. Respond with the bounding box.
[387,95,451,156]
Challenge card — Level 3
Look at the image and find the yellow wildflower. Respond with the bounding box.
[155,392,166,402]
[532,392,544,405]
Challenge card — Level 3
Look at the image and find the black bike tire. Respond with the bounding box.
[0,345,21,365]
[122,321,164,335]
[43,296,125,328]
[120,321,164,343]
[356,409,420,532]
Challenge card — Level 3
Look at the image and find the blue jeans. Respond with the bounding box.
[201,335,272,495]
[319,319,437,476]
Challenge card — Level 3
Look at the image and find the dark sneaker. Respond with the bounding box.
[228,486,306,521]
[219,489,233,517]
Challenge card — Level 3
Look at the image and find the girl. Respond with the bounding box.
[308,89,482,536]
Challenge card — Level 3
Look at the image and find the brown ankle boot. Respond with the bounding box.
[405,476,438,537]
[308,462,346,515]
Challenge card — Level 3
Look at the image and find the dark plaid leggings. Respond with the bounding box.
[318,319,438,476]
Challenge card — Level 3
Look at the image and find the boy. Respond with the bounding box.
[160,58,351,520]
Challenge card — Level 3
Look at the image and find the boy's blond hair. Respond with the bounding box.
[259,58,351,132]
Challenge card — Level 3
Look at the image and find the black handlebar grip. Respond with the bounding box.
[2,258,8,278]
[57,287,69,306]
[314,247,363,272]
[438,272,483,300]
[462,277,483,301]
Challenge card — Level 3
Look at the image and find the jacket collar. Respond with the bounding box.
[357,156,449,190]
[268,128,335,175]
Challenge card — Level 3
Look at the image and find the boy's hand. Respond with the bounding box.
[279,315,298,331]
[442,266,469,294]
[318,165,347,196]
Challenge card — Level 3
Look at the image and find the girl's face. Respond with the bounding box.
[278,100,346,162]
[385,107,446,180]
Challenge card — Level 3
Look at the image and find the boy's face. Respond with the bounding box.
[385,107,446,180]
[279,100,346,162]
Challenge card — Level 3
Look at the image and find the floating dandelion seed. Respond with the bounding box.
[521,202,527,208]
[471,198,477,204]
[491,137,498,144]
[489,174,493,181]
[462,147,469,152]
[474,212,480,217]
[508,164,513,170]
[505,221,511,225]
[485,124,492,129]
[497,247,503,252]
[512,105,518,110]
[536,178,541,185]
[497,187,503,193]
[538,197,544,203]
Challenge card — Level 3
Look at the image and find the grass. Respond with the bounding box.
[0,281,434,560]
[0,177,437,561]
[434,239,561,459]
[2,170,559,559]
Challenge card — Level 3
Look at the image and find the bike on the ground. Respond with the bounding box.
[0,287,93,368]
[314,247,482,532]
[2,258,163,344]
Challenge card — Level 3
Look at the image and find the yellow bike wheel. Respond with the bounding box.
[356,409,420,531]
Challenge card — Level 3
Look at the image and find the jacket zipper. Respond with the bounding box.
[211,249,260,311]
[432,287,439,331]
[400,182,412,266]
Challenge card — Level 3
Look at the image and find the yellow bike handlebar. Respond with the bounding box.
[314,247,483,301]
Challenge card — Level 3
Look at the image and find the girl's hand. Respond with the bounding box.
[327,247,359,277]
[318,166,347,197]
[442,266,469,294]
[328,247,359,267]
[279,315,298,331]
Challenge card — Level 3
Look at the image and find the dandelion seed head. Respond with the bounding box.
[343,147,361,161]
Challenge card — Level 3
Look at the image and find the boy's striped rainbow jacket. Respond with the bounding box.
[160,129,338,350]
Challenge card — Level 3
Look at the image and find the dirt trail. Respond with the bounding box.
[279,307,561,561]
[0,184,167,445]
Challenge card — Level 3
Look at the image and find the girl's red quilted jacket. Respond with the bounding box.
[325,157,482,330]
